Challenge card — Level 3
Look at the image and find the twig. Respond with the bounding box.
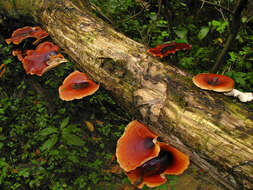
[122,3,146,22]
[200,0,233,13]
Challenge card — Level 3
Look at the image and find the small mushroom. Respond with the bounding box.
[20,41,66,76]
[116,120,160,172]
[58,70,99,101]
[5,26,49,45]
[126,142,189,188]
[147,42,192,58]
[192,73,234,92]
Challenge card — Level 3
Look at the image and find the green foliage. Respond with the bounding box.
[209,20,228,34]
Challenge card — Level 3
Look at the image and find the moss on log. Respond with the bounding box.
[0,1,253,189]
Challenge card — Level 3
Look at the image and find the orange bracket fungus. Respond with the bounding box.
[58,70,99,101]
[116,120,160,172]
[116,120,189,188]
[192,73,234,92]
[147,42,192,58]
[18,41,67,76]
[5,26,49,45]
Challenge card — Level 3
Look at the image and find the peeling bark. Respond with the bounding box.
[0,1,253,189]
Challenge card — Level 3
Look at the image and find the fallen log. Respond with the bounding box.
[0,1,253,189]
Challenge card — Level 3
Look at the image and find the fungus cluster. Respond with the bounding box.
[147,42,192,58]
[6,26,66,76]
[6,26,99,101]
[59,70,99,101]
[116,120,189,188]
[192,73,253,102]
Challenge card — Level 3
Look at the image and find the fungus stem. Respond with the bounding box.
[224,89,253,102]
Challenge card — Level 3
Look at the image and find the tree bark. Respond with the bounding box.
[0,1,253,189]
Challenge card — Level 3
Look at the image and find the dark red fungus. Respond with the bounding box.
[147,42,192,58]
[5,26,49,45]
[20,41,66,76]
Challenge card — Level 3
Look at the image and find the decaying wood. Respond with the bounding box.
[0,1,253,189]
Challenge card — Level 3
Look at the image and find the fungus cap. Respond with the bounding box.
[58,70,99,101]
[21,41,66,76]
[5,26,48,45]
[116,120,160,172]
[193,73,234,92]
[126,142,189,188]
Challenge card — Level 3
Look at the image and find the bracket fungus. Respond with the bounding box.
[192,73,234,92]
[5,26,49,45]
[116,120,189,188]
[17,41,67,76]
[58,70,99,101]
[147,42,192,58]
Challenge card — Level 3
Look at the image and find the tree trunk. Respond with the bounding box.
[0,1,253,189]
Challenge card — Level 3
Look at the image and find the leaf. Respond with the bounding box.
[174,28,188,39]
[85,120,95,132]
[60,117,69,129]
[62,133,85,146]
[39,127,58,137]
[0,142,3,150]
[149,12,157,21]
[40,135,58,151]
[198,26,209,40]
[174,39,188,43]
[0,108,4,114]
